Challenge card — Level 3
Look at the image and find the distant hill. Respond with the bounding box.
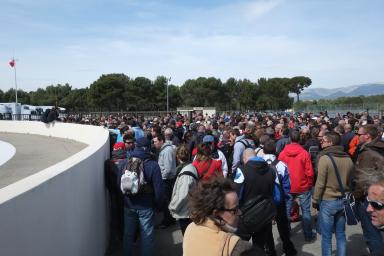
[299,83,384,100]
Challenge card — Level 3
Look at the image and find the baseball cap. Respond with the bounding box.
[203,135,214,143]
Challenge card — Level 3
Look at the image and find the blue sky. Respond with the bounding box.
[1,0,383,92]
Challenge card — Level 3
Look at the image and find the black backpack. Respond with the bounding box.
[237,139,256,167]
[240,194,276,233]
[237,138,255,150]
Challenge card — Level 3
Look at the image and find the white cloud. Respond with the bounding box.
[243,0,283,21]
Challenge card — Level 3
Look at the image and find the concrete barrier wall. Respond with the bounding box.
[0,121,110,256]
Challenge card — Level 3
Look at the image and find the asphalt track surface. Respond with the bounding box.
[114,211,375,256]
[0,132,87,189]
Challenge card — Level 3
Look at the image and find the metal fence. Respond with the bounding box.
[0,114,42,121]
[70,111,178,119]
[1,111,180,121]
[296,103,384,118]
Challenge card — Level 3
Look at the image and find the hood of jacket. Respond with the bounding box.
[161,140,173,150]
[130,148,152,159]
[282,143,305,157]
[318,145,350,159]
[246,156,270,175]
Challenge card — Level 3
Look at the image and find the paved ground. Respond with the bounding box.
[111,212,377,256]
[0,132,87,189]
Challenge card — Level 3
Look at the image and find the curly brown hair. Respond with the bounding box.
[176,144,190,163]
[189,176,235,225]
[195,142,212,161]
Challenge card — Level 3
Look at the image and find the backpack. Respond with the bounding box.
[267,158,284,205]
[240,194,276,233]
[255,146,263,156]
[237,139,255,166]
[120,157,151,195]
[237,138,255,150]
[178,170,199,181]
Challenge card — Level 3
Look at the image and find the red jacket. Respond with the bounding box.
[278,143,314,193]
[192,159,223,180]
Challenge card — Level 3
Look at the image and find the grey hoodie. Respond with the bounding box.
[169,163,198,219]
[158,140,177,179]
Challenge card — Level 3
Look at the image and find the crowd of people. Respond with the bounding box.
[100,110,384,256]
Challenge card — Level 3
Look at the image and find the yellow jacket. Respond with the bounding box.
[183,218,239,256]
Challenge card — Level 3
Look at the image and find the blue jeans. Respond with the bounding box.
[287,190,314,240]
[357,199,384,255]
[319,199,346,256]
[123,207,154,256]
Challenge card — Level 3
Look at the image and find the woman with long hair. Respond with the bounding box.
[183,177,264,255]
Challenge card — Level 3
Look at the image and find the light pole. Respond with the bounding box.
[167,77,171,112]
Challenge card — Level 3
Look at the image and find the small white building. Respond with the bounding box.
[177,107,216,118]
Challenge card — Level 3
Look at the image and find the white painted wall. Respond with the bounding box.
[0,121,110,256]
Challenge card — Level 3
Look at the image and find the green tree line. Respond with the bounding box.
[293,94,384,111]
[0,74,311,112]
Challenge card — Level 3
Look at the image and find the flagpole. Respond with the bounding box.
[14,60,18,104]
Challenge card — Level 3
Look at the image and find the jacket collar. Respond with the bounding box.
[319,145,349,158]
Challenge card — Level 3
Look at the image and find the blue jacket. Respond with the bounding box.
[263,154,291,201]
[121,148,164,210]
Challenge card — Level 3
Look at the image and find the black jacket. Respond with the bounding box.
[240,157,275,206]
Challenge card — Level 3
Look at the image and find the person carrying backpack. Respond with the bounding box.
[236,148,275,253]
[262,140,297,256]
[230,124,255,177]
[120,137,164,256]
[169,144,199,235]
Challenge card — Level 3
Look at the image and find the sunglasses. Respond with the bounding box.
[367,197,384,211]
[219,205,241,215]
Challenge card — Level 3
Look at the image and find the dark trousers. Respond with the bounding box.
[238,223,272,252]
[252,223,273,251]
[106,189,124,254]
[178,218,192,236]
[162,178,176,224]
[265,201,296,256]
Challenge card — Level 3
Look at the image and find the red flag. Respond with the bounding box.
[9,59,15,68]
